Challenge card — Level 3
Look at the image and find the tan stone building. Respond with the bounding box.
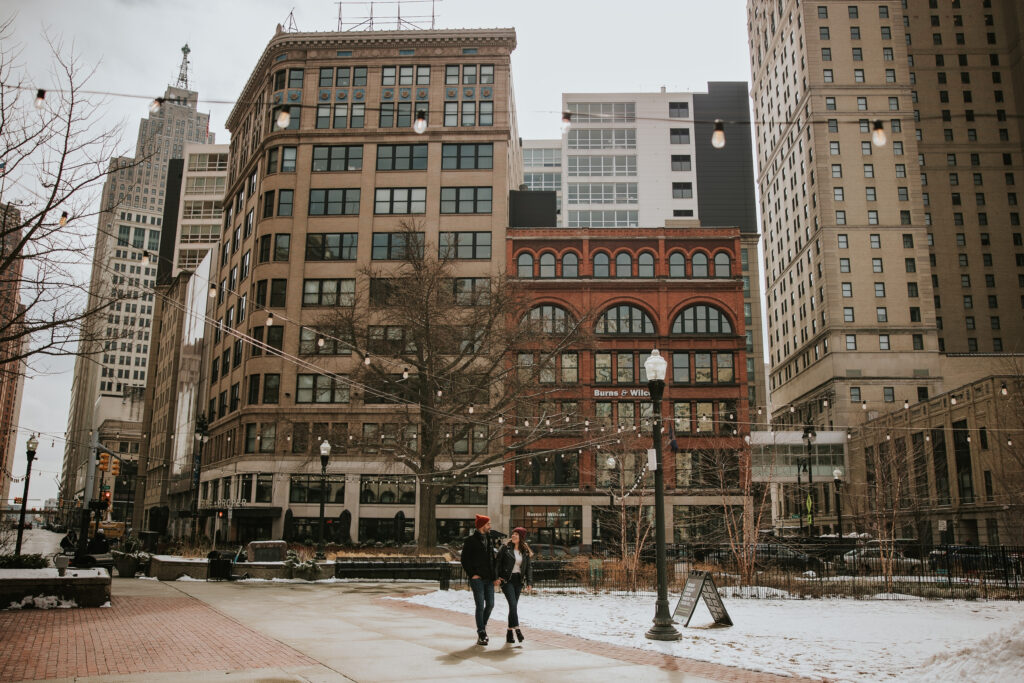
[201,27,520,543]
[747,0,1024,436]
[0,203,27,505]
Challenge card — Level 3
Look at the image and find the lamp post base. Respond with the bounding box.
[645,601,681,641]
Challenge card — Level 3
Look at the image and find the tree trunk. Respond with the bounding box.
[417,482,439,550]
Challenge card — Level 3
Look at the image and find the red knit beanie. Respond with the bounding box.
[512,527,528,539]
[474,514,490,530]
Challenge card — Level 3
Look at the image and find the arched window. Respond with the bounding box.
[615,252,632,277]
[692,252,709,278]
[539,252,556,278]
[714,252,731,277]
[562,252,579,278]
[596,304,655,335]
[522,304,575,334]
[638,252,655,277]
[593,252,610,278]
[517,253,534,278]
[669,252,686,278]
[672,305,734,335]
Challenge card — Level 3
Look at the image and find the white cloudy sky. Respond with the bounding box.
[6,0,754,507]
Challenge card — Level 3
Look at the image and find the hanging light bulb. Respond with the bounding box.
[757,407,763,415]
[364,355,372,366]
[468,404,474,414]
[402,368,409,380]
[822,399,829,408]
[59,211,68,227]
[789,405,795,413]
[871,120,887,147]
[565,416,570,422]
[862,401,868,410]
[1000,383,1008,396]
[209,283,217,298]
[847,432,852,440]
[886,432,891,441]
[149,97,165,114]
[413,110,428,134]
[904,400,910,410]
[545,419,551,426]
[317,336,325,348]
[524,419,529,427]
[437,389,442,397]
[711,119,726,149]
[276,108,291,129]
[265,312,274,326]
[1008,438,1013,447]
[951,397,957,405]
[966,435,971,443]
[497,416,504,424]
[560,111,572,133]
[35,89,48,109]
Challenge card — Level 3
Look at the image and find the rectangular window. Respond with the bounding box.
[439,231,491,259]
[669,128,691,144]
[296,374,350,404]
[312,145,363,172]
[371,232,424,260]
[441,143,493,169]
[374,187,426,214]
[376,144,428,171]
[302,279,355,306]
[440,186,492,214]
[305,232,357,261]
[308,188,360,216]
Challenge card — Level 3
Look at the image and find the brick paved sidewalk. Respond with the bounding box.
[0,595,316,682]
[384,597,822,683]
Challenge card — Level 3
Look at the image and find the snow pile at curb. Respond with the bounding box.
[5,595,78,610]
[905,619,1024,682]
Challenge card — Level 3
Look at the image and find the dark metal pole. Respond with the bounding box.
[645,377,680,641]
[14,445,37,555]
[192,438,204,544]
[316,453,328,560]
[834,479,843,540]
[806,458,814,537]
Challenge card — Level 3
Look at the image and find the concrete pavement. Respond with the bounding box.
[0,577,819,682]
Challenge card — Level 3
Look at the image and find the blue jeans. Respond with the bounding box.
[469,577,494,635]
[501,573,523,627]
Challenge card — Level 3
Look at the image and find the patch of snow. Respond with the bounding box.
[720,585,792,599]
[137,576,159,581]
[905,619,1024,683]
[99,601,111,608]
[5,595,78,610]
[395,590,1021,682]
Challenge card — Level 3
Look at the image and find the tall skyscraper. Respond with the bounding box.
[747,0,1024,431]
[63,47,215,507]
[0,203,27,505]
[525,84,768,418]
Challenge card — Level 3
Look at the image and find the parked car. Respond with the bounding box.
[928,546,1022,575]
[705,543,830,572]
[843,547,923,574]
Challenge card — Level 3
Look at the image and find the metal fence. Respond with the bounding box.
[441,544,1024,601]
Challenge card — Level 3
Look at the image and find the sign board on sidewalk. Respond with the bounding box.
[673,570,733,627]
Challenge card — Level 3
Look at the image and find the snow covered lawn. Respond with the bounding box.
[395,588,1024,682]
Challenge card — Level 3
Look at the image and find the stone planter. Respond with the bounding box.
[113,553,139,578]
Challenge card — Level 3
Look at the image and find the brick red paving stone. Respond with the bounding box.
[382,597,823,683]
[0,596,316,682]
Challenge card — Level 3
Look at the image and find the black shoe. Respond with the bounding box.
[476,634,488,646]
[506,630,515,643]
[515,628,524,643]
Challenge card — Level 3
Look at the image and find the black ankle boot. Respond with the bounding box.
[506,630,515,643]
[476,633,488,646]
[515,628,524,642]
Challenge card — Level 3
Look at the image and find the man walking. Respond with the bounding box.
[460,514,497,645]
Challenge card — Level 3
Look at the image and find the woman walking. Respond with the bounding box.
[496,526,533,644]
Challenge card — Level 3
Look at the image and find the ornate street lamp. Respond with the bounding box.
[643,350,680,641]
[833,468,844,540]
[14,434,40,555]
[316,440,331,560]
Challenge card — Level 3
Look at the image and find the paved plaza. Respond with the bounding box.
[0,578,818,682]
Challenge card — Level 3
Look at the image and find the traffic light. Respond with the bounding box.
[98,451,110,472]
[110,458,121,476]
[217,510,224,518]
[101,490,111,508]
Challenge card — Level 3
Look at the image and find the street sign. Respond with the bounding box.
[101,485,111,491]
[673,570,733,627]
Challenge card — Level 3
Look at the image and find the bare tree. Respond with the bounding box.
[314,223,593,549]
[0,17,135,373]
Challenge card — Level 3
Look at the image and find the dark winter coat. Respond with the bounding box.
[460,530,496,580]
[495,543,533,585]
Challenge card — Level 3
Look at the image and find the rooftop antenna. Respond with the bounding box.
[283,8,299,32]
[337,0,439,31]
[175,44,191,90]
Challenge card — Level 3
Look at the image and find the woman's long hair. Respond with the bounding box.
[509,532,532,558]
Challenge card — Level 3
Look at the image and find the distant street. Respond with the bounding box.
[16,528,63,557]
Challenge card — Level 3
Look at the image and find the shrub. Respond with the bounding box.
[0,554,48,569]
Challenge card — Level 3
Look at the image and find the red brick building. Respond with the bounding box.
[505,222,749,548]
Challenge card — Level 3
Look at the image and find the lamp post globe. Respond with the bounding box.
[15,434,40,555]
[832,468,844,539]
[316,441,331,559]
[642,350,680,641]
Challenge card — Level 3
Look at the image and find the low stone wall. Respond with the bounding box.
[147,555,333,581]
[0,568,111,608]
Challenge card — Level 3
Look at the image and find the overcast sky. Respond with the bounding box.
[6,0,754,508]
